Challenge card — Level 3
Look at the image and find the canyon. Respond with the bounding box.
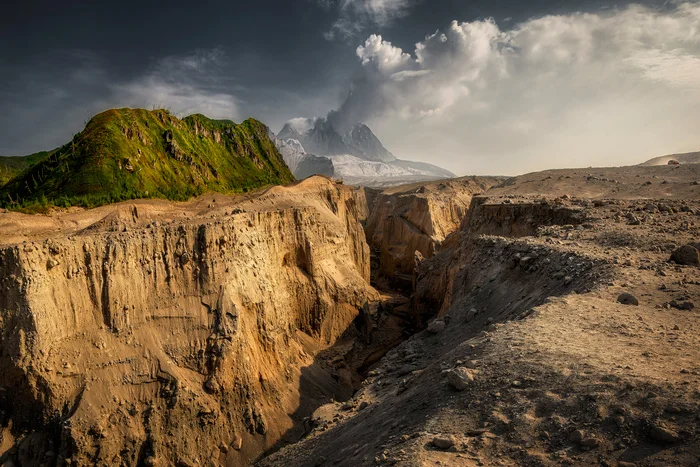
[0,163,699,466]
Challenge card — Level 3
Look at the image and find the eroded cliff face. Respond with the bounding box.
[363,177,499,289]
[413,195,594,318]
[0,177,378,466]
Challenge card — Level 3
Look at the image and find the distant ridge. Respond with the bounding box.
[640,151,700,166]
[0,108,294,210]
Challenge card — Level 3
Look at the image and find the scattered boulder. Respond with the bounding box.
[626,213,641,225]
[670,245,700,266]
[580,437,599,448]
[669,300,695,311]
[446,367,475,391]
[432,435,455,450]
[617,293,639,306]
[649,425,681,444]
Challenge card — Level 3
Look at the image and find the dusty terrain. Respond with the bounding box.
[261,164,700,467]
[0,164,699,467]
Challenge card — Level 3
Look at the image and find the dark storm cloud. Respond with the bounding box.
[0,0,352,155]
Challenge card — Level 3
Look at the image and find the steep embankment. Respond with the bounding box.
[0,108,294,210]
[364,177,501,289]
[0,176,377,466]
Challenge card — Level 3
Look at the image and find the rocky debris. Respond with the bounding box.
[670,244,700,266]
[617,292,639,306]
[446,367,476,391]
[665,300,695,311]
[626,213,642,225]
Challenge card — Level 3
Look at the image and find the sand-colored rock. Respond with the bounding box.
[0,176,378,466]
[363,177,499,288]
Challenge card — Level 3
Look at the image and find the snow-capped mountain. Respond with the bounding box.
[274,138,306,174]
[272,133,334,179]
[275,117,455,186]
[278,118,395,163]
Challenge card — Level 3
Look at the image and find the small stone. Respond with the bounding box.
[447,367,475,391]
[231,434,243,451]
[617,293,639,306]
[427,319,446,334]
[432,436,455,450]
[144,456,157,466]
[580,437,598,448]
[569,430,584,444]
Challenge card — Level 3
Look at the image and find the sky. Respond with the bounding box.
[2,0,700,175]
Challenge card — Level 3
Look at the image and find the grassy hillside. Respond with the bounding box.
[0,151,52,186]
[0,108,294,211]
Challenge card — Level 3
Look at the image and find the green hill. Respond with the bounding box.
[0,151,51,186]
[0,108,294,210]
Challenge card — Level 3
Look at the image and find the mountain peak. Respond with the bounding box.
[277,117,395,163]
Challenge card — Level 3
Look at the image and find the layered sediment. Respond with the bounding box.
[363,177,499,289]
[0,177,378,466]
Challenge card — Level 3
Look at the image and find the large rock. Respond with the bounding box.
[617,293,639,306]
[670,245,700,266]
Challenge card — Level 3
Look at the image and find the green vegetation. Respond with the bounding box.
[0,151,52,186]
[0,108,294,211]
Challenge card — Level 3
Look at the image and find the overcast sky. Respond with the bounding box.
[2,0,699,175]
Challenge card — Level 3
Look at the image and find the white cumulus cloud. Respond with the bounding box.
[336,2,700,174]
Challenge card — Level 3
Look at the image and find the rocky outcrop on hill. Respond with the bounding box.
[363,177,500,288]
[0,177,377,466]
